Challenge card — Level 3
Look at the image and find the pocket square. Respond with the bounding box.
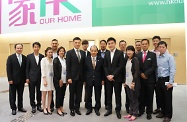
[147,58,151,60]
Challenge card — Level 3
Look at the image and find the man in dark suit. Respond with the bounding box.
[66,37,85,116]
[6,43,27,115]
[136,39,157,120]
[82,40,90,109]
[82,40,91,57]
[51,39,59,112]
[85,45,104,116]
[97,40,109,110]
[104,37,124,119]
[26,42,44,113]
[119,40,130,113]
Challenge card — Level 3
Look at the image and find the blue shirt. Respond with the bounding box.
[157,52,176,84]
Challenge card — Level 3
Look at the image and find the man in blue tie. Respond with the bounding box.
[97,40,109,110]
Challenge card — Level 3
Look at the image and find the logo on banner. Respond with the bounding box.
[8,0,82,27]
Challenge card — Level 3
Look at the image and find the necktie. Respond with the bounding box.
[101,52,105,58]
[142,51,147,62]
[76,49,81,62]
[18,54,22,66]
[92,57,96,69]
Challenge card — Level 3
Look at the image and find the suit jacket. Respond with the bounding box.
[136,51,157,84]
[85,56,104,86]
[104,49,124,83]
[53,57,66,88]
[66,48,85,81]
[26,53,44,82]
[85,51,91,57]
[124,57,141,94]
[97,49,109,58]
[6,53,27,84]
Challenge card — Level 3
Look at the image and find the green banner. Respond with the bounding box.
[92,0,184,26]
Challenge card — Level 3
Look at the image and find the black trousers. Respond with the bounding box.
[104,79,108,107]
[9,83,25,110]
[29,80,41,108]
[69,78,83,110]
[155,85,161,109]
[55,84,67,108]
[124,87,130,110]
[126,85,139,116]
[86,84,102,110]
[156,77,173,119]
[106,81,122,112]
[139,83,154,114]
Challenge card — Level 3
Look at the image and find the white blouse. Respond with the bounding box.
[126,59,133,87]
[58,56,66,83]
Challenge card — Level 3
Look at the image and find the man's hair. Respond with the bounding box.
[107,37,116,43]
[157,41,167,48]
[32,42,41,48]
[14,43,23,49]
[73,37,81,41]
[82,40,89,45]
[141,39,150,44]
[152,36,161,41]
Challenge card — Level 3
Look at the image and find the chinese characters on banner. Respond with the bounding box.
[1,0,92,33]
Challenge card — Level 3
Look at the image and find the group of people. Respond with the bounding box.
[6,36,176,122]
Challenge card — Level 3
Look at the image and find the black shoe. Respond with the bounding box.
[116,112,121,119]
[147,114,152,120]
[163,117,171,122]
[12,110,16,115]
[32,107,36,113]
[104,110,112,116]
[86,109,92,115]
[37,106,43,112]
[47,109,52,115]
[75,110,82,115]
[70,110,75,116]
[18,108,27,112]
[43,109,48,115]
[57,111,63,116]
[62,111,67,115]
[50,108,54,112]
[153,108,161,114]
[95,109,100,116]
[156,113,164,118]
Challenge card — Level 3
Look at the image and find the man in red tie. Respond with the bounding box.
[136,39,157,120]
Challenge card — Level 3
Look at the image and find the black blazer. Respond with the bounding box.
[85,56,104,86]
[104,49,124,83]
[136,51,157,84]
[124,57,141,94]
[26,53,44,82]
[97,49,109,58]
[6,53,27,84]
[66,49,85,81]
[53,57,66,88]
[86,51,91,57]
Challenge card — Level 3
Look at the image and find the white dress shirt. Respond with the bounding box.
[110,48,116,63]
[34,54,39,65]
[53,52,58,59]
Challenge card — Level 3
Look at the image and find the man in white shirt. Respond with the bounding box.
[26,42,44,113]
